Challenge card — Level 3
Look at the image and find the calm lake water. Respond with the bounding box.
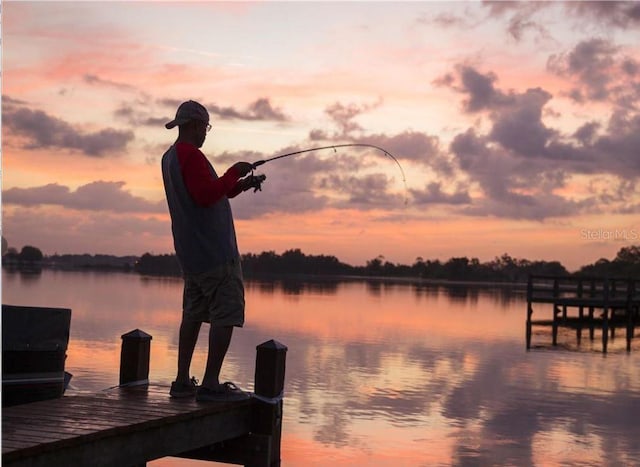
[3,269,640,466]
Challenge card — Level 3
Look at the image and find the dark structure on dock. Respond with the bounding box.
[526,275,640,352]
[2,305,72,407]
[2,328,287,467]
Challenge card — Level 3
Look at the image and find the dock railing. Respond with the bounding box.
[526,275,640,352]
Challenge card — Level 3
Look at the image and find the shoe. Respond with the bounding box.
[196,381,251,402]
[170,376,198,398]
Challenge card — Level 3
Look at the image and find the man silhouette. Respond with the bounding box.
[162,100,264,401]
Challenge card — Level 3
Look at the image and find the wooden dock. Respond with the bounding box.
[2,336,287,467]
[526,275,640,352]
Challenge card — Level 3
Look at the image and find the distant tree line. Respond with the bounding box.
[132,246,640,282]
[241,249,353,277]
[1,239,136,272]
[575,245,640,278]
[2,245,45,272]
[134,253,181,276]
[3,236,640,282]
[45,253,138,271]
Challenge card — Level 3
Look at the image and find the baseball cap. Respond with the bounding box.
[165,100,209,129]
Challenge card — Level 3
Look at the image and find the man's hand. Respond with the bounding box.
[231,161,254,178]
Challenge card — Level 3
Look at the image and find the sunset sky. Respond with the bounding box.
[3,1,640,271]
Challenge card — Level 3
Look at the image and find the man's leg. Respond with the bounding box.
[176,318,202,384]
[201,325,233,389]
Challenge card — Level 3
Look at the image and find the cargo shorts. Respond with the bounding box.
[182,259,245,327]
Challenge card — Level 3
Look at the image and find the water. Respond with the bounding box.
[3,269,640,466]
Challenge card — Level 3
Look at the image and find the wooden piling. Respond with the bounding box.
[252,340,287,467]
[119,329,152,386]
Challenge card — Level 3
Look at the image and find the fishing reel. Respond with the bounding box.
[245,172,266,192]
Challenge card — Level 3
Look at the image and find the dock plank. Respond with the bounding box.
[2,384,256,467]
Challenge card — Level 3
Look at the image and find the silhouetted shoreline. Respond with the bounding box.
[3,245,638,284]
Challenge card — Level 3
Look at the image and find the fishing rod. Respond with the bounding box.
[250,144,408,202]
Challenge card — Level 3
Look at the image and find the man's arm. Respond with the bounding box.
[179,146,253,206]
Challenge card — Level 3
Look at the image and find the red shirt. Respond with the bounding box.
[175,142,243,206]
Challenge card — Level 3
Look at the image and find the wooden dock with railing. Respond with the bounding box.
[526,275,640,352]
[2,331,287,467]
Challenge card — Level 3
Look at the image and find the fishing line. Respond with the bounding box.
[251,144,408,204]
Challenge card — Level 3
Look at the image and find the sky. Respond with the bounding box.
[2,1,640,271]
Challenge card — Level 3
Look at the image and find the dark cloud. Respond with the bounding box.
[424,1,550,43]
[114,104,167,127]
[431,72,455,88]
[119,97,288,127]
[3,181,164,213]
[324,99,382,135]
[573,121,601,145]
[480,2,551,43]
[3,95,29,105]
[427,1,638,48]
[547,38,640,108]
[445,65,631,163]
[429,12,472,29]
[450,129,534,203]
[449,117,568,219]
[311,100,452,174]
[565,1,640,30]
[207,98,288,121]
[410,182,471,206]
[319,173,405,209]
[547,38,619,102]
[161,97,288,122]
[621,58,639,76]
[353,131,443,167]
[461,191,585,220]
[3,99,134,156]
[435,65,514,113]
[484,1,639,40]
[83,74,138,92]
[505,13,549,42]
[459,66,514,112]
[448,126,590,220]
[444,64,640,219]
[482,1,527,17]
[244,98,288,121]
[488,88,556,157]
[482,1,550,42]
[593,111,640,176]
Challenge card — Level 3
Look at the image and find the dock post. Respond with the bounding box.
[552,304,560,346]
[253,339,287,467]
[552,278,560,346]
[526,276,533,349]
[626,279,635,352]
[602,279,610,353]
[120,329,152,386]
[577,281,584,345]
[589,279,596,340]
